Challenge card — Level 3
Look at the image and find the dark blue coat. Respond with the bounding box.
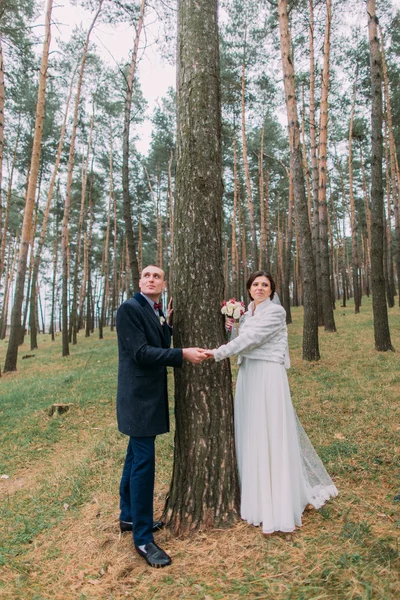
[116,292,183,437]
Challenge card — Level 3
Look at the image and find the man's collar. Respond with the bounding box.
[140,292,158,309]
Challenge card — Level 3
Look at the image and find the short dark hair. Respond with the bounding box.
[246,270,275,301]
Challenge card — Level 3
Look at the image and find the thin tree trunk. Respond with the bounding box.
[71,113,94,344]
[4,0,53,373]
[167,149,174,295]
[241,37,258,269]
[0,117,20,284]
[258,128,265,270]
[380,27,400,299]
[0,235,18,340]
[309,0,322,326]
[283,169,294,324]
[318,0,336,331]
[122,0,145,293]
[277,0,320,361]
[29,69,75,350]
[360,144,372,297]
[348,72,361,313]
[367,0,394,351]
[384,124,395,306]
[0,34,4,250]
[61,2,103,357]
[232,135,239,296]
[301,84,312,225]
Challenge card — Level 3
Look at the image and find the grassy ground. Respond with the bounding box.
[0,297,399,599]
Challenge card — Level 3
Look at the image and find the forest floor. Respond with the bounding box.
[0,297,399,600]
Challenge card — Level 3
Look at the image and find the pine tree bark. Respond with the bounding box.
[308,0,322,326]
[0,117,20,285]
[0,34,4,258]
[4,0,53,372]
[122,0,145,293]
[283,170,293,324]
[384,125,395,306]
[380,26,400,300]
[277,0,320,361]
[367,0,394,351]
[165,0,240,534]
[318,0,336,331]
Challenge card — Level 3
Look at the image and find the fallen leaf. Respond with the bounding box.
[87,579,100,585]
[63,503,69,511]
[1,474,10,479]
[334,433,345,440]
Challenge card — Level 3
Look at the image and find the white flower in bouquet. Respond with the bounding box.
[233,306,243,319]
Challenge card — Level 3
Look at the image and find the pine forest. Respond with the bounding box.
[1,0,399,372]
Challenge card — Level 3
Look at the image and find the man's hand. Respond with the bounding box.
[182,348,208,364]
[167,297,173,326]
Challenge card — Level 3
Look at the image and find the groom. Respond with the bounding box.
[116,265,206,568]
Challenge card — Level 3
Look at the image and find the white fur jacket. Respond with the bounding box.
[213,297,290,369]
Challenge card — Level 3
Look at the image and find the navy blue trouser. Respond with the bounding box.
[119,436,156,546]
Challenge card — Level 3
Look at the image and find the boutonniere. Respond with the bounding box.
[159,316,166,325]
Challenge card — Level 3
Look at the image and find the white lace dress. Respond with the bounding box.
[213,298,338,534]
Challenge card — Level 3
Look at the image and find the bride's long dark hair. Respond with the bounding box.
[246,271,276,301]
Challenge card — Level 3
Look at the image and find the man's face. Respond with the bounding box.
[139,265,166,300]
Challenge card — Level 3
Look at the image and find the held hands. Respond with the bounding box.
[182,348,216,363]
[182,348,209,364]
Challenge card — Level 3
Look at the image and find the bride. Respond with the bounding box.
[204,270,338,534]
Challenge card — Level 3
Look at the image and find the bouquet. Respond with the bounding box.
[221,298,245,339]
[221,298,245,320]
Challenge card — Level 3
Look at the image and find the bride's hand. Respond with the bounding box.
[203,349,215,359]
[225,317,234,331]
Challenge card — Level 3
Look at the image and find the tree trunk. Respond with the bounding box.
[122,0,145,293]
[232,134,239,297]
[360,144,372,297]
[71,113,94,344]
[348,73,361,313]
[0,235,18,340]
[308,0,322,327]
[61,1,103,358]
[0,117,20,285]
[283,170,294,324]
[318,0,336,331]
[241,38,257,270]
[384,123,395,306]
[277,0,320,361]
[4,0,53,373]
[380,26,400,300]
[367,0,394,351]
[258,128,265,270]
[165,0,240,534]
[167,149,174,295]
[0,34,4,271]
[29,68,75,351]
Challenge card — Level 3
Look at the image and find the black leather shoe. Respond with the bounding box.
[135,541,172,568]
[120,520,164,533]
